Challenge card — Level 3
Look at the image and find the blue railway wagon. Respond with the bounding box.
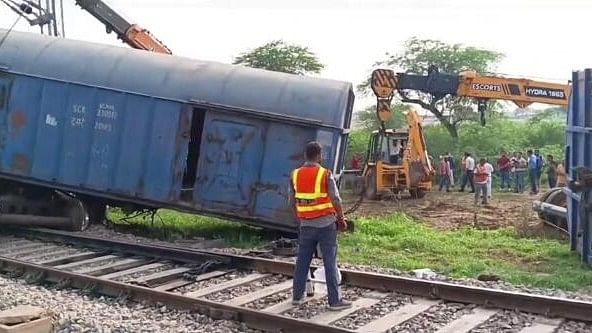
[0,29,354,232]
[566,69,592,266]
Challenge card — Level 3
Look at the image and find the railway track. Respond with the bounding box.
[0,228,590,333]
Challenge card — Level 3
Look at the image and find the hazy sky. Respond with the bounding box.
[1,0,590,111]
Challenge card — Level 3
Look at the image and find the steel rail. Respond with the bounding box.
[9,227,592,322]
[0,255,352,333]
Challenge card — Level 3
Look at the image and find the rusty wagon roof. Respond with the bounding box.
[0,29,353,129]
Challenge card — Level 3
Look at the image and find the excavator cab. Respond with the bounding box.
[358,110,434,200]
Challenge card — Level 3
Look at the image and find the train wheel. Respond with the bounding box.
[537,187,562,220]
[66,197,90,231]
[85,201,107,225]
[546,188,567,230]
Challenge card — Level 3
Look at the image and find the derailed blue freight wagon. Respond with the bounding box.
[0,29,354,232]
[566,68,592,266]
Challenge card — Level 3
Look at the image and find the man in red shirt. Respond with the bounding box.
[351,154,361,170]
[497,152,512,192]
[474,158,489,205]
[438,156,451,192]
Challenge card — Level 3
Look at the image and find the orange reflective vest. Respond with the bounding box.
[291,165,336,219]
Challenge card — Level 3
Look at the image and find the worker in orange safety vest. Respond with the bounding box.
[289,141,351,311]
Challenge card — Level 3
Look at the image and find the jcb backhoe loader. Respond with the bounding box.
[357,107,434,199]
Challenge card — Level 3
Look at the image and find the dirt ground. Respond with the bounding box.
[342,188,565,238]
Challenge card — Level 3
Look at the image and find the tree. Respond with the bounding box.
[423,111,566,170]
[359,37,504,140]
[233,40,324,75]
[527,106,567,124]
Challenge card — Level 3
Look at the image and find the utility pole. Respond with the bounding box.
[1,0,65,37]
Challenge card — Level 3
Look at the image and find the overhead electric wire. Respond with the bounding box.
[59,0,64,36]
[0,14,21,50]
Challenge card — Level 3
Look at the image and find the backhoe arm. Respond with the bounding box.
[406,109,434,176]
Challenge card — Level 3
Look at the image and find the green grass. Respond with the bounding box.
[107,208,592,291]
[338,214,592,291]
[107,208,265,248]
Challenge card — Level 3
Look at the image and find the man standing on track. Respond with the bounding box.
[289,141,352,311]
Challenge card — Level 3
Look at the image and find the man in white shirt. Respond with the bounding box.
[445,152,455,188]
[460,152,475,193]
[484,159,494,199]
[389,140,401,164]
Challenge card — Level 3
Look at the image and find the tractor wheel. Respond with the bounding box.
[364,168,378,200]
[353,176,365,196]
[409,188,426,199]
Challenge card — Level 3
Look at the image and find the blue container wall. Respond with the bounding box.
[0,71,350,231]
[1,73,185,202]
[566,69,592,266]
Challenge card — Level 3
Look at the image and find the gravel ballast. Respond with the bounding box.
[468,310,534,333]
[331,293,411,330]
[557,320,592,333]
[204,274,287,302]
[283,286,368,319]
[0,274,264,332]
[176,270,251,294]
[390,302,470,333]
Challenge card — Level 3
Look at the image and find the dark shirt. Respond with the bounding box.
[497,156,511,172]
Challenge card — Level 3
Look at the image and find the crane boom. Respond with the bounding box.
[371,67,571,128]
[75,0,172,54]
[457,71,569,108]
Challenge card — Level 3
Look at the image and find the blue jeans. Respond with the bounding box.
[293,224,340,305]
[439,175,450,191]
[515,171,526,193]
[460,170,475,192]
[500,171,511,189]
[529,169,539,193]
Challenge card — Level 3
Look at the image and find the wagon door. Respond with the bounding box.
[194,113,264,212]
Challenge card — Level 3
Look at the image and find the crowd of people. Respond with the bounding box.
[438,150,567,205]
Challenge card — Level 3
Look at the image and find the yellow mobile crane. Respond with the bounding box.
[75,0,172,54]
[362,66,571,200]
